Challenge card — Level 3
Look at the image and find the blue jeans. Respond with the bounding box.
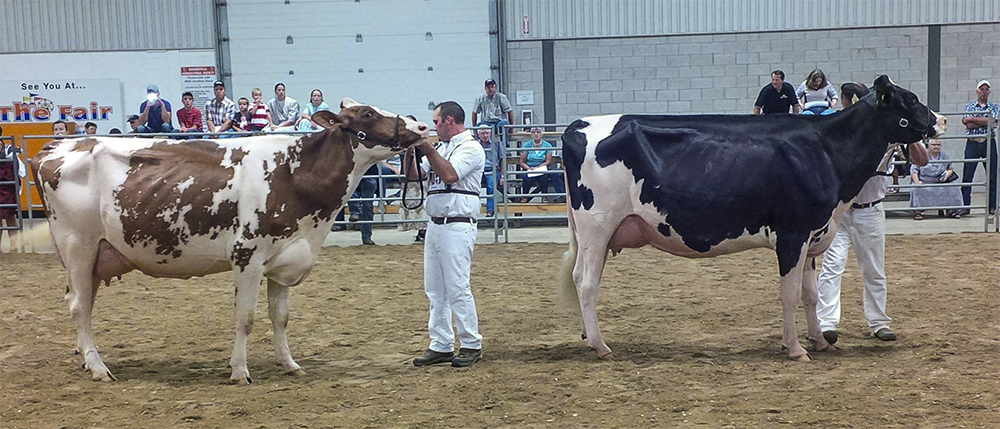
[961,138,998,212]
[548,170,566,196]
[137,123,175,133]
[349,178,377,240]
[482,170,498,212]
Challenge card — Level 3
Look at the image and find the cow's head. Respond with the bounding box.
[312,98,429,159]
[871,75,948,142]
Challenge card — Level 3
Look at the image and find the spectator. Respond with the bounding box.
[137,84,175,133]
[52,120,68,136]
[84,122,97,135]
[205,80,237,136]
[127,115,140,133]
[816,82,929,345]
[344,164,378,245]
[753,70,800,115]
[296,89,331,131]
[960,80,999,217]
[796,69,839,115]
[176,91,204,135]
[472,78,514,132]
[477,127,502,217]
[1,125,25,253]
[266,82,300,131]
[249,88,274,132]
[109,128,122,135]
[232,97,252,133]
[518,127,553,203]
[910,139,964,220]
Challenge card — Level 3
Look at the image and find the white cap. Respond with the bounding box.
[977,79,991,89]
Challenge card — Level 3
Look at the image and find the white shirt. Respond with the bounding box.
[421,130,485,218]
[856,147,896,204]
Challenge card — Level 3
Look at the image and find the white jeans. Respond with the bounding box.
[816,204,891,334]
[424,221,482,352]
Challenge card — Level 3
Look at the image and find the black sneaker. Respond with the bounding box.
[451,348,482,368]
[874,327,897,341]
[362,238,376,245]
[349,213,360,222]
[413,349,454,366]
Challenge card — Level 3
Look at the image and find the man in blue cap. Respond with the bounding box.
[137,84,175,134]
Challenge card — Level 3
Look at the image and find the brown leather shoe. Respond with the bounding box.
[451,348,482,368]
[413,349,453,366]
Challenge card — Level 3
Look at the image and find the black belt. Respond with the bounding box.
[852,199,882,209]
[431,216,477,225]
[428,188,479,196]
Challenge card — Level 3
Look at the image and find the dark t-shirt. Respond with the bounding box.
[754,82,797,114]
[138,99,173,129]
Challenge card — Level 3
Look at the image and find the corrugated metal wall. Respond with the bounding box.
[504,0,1000,40]
[0,0,215,53]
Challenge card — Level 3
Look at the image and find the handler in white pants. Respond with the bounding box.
[404,101,485,368]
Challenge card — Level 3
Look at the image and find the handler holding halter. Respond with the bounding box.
[404,101,486,368]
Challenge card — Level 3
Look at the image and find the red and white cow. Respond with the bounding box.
[31,98,429,383]
[557,76,946,361]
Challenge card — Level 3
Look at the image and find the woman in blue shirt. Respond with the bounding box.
[296,89,331,132]
[518,128,552,203]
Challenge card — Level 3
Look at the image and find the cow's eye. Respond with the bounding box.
[365,111,373,118]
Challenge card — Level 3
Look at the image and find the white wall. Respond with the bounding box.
[0,49,216,130]
[227,0,492,125]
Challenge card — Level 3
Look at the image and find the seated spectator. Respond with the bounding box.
[910,139,964,220]
[249,88,274,132]
[796,69,839,115]
[127,115,140,133]
[137,84,175,133]
[518,127,553,203]
[176,91,204,135]
[206,80,237,136]
[84,122,97,135]
[296,89,331,131]
[52,120,68,136]
[232,97,252,133]
[109,128,122,134]
[267,82,300,131]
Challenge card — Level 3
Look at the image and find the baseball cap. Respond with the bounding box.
[213,80,225,88]
[146,84,159,93]
[484,78,497,86]
[127,114,140,122]
[977,79,991,89]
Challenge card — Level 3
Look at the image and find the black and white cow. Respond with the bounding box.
[556,76,946,361]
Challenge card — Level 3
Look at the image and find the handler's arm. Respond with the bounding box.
[421,140,459,185]
[908,141,929,167]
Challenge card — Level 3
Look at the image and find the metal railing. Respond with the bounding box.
[0,136,24,251]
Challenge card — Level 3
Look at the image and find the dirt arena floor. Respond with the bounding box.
[1,234,997,428]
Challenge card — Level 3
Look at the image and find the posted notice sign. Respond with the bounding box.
[181,66,217,115]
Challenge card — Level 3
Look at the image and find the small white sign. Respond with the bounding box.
[516,90,534,105]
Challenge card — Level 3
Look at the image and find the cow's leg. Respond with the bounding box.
[267,279,304,376]
[64,242,115,381]
[776,235,811,361]
[802,257,833,352]
[573,227,614,359]
[230,268,264,384]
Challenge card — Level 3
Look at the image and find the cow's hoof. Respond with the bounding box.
[790,353,812,362]
[597,351,616,361]
[581,333,587,340]
[92,370,116,382]
[285,368,306,377]
[233,376,253,385]
[815,343,838,353]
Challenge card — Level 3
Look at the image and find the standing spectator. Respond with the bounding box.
[472,78,514,131]
[348,165,378,246]
[249,88,274,132]
[1,125,26,253]
[518,127,553,203]
[232,97,252,133]
[910,139,964,220]
[84,122,97,135]
[477,127,502,217]
[267,82,300,131]
[816,82,929,345]
[753,70,800,115]
[52,120,69,136]
[176,91,204,135]
[296,89,330,131]
[795,69,839,115]
[960,80,999,216]
[404,101,485,368]
[205,80,237,136]
[137,84,175,133]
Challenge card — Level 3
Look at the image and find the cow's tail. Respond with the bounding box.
[557,206,581,317]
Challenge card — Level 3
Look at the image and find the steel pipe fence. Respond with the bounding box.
[0,136,24,251]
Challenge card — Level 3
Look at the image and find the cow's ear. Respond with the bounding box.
[873,75,895,107]
[311,111,340,129]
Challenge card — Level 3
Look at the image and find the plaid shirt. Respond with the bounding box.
[472,92,513,122]
[205,97,237,129]
[963,100,999,138]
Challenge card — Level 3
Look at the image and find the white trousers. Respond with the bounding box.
[424,221,482,352]
[816,205,891,334]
